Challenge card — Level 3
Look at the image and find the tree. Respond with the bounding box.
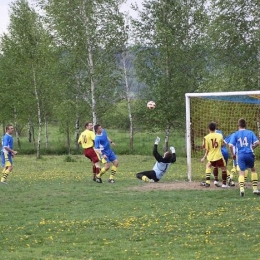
[132,0,209,148]
[40,0,126,127]
[203,0,260,91]
[0,0,59,158]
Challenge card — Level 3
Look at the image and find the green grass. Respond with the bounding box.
[1,155,260,260]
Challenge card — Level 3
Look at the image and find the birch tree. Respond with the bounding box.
[0,0,58,157]
[204,0,260,91]
[40,0,126,126]
[132,0,209,147]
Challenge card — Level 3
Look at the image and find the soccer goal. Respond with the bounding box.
[185,91,260,181]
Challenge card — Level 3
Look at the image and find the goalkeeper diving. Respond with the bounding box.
[136,136,176,182]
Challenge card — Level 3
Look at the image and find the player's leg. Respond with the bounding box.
[136,170,157,183]
[222,150,231,186]
[84,148,101,180]
[237,154,246,196]
[1,153,13,184]
[213,167,221,187]
[244,170,248,186]
[248,154,260,194]
[107,151,118,183]
[204,162,211,187]
[220,166,228,187]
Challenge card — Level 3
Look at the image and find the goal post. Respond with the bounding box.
[185,91,260,182]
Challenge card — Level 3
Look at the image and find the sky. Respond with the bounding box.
[0,0,141,34]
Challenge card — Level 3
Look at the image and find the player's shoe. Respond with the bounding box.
[200,181,210,187]
[108,179,115,183]
[149,179,155,183]
[221,184,229,188]
[96,177,102,183]
[0,181,7,184]
[230,181,235,187]
[214,181,221,187]
[240,190,245,197]
[253,189,260,195]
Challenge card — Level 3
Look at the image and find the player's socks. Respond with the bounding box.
[96,167,106,178]
[1,168,9,183]
[251,172,258,191]
[239,175,245,192]
[142,176,150,182]
[226,170,231,184]
[109,165,117,180]
[205,168,211,185]
[222,170,227,185]
[213,167,218,181]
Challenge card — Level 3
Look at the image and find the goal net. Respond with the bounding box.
[185,91,260,181]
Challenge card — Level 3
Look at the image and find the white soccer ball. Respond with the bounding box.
[147,101,156,109]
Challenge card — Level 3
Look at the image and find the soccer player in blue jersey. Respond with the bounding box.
[1,125,18,184]
[94,124,118,183]
[229,118,260,197]
[136,137,176,182]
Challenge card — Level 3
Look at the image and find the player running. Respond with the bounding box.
[94,124,118,184]
[78,122,101,181]
[1,125,18,184]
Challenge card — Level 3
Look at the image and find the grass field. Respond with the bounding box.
[1,154,260,260]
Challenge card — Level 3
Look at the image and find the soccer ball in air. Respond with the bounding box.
[147,101,156,109]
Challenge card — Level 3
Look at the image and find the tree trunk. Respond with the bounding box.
[75,95,80,149]
[32,65,42,159]
[66,124,71,154]
[88,45,97,125]
[28,117,32,143]
[44,113,49,149]
[122,50,134,151]
[14,106,21,149]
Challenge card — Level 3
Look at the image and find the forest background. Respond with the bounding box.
[0,0,259,158]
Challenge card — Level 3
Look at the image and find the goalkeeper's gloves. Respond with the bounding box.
[154,136,160,145]
[170,146,175,153]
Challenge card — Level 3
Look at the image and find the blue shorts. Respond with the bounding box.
[102,149,117,163]
[237,153,255,171]
[1,152,13,167]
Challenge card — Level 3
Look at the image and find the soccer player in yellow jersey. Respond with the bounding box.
[201,122,228,188]
[78,122,101,181]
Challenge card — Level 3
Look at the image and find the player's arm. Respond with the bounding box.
[252,140,259,149]
[201,150,208,162]
[107,136,115,146]
[153,137,163,162]
[4,146,17,155]
[201,137,208,162]
[169,147,176,163]
[94,139,102,155]
[228,134,237,159]
[153,144,164,162]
